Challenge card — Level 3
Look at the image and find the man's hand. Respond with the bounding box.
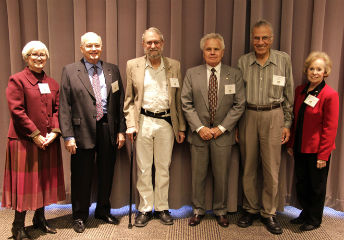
[235,127,239,143]
[33,135,46,150]
[198,127,213,141]
[317,159,327,169]
[126,127,137,143]
[65,138,77,154]
[281,128,290,144]
[210,127,223,139]
[117,133,125,149]
[176,131,185,143]
[43,132,58,148]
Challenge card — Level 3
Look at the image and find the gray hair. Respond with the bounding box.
[80,32,102,46]
[251,19,274,36]
[200,33,225,50]
[22,41,49,61]
[142,27,164,42]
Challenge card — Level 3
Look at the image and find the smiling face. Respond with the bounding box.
[252,25,273,58]
[203,38,224,67]
[26,48,47,73]
[80,34,102,64]
[307,58,327,87]
[142,31,164,60]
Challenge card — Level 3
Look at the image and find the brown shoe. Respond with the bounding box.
[188,214,204,227]
[216,215,229,227]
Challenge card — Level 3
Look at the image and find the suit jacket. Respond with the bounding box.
[59,59,126,149]
[181,64,246,146]
[7,67,60,139]
[288,83,339,160]
[123,56,186,138]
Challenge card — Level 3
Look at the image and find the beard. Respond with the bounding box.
[144,48,163,60]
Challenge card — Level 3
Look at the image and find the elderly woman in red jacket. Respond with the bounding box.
[1,41,65,240]
[287,51,339,231]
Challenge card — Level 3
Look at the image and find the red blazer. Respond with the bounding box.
[288,83,339,160]
[6,67,60,140]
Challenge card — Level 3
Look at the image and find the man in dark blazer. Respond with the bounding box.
[181,33,245,227]
[59,32,126,233]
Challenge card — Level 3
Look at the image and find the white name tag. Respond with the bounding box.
[111,81,119,93]
[38,83,51,94]
[272,75,286,87]
[169,78,180,88]
[304,94,319,108]
[225,84,235,94]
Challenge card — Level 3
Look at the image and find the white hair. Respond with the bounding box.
[22,41,49,61]
[80,32,102,46]
[200,33,225,50]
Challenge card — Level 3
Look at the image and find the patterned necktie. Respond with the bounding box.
[208,68,217,125]
[92,65,103,121]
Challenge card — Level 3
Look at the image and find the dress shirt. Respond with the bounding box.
[141,58,169,113]
[196,63,225,133]
[238,49,294,128]
[84,59,107,114]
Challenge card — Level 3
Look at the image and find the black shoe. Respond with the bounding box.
[135,211,153,227]
[72,219,86,233]
[188,214,204,227]
[155,210,173,225]
[290,215,306,224]
[237,212,259,228]
[11,226,32,240]
[260,216,283,235]
[216,215,229,228]
[95,214,119,225]
[300,223,320,231]
[32,216,57,234]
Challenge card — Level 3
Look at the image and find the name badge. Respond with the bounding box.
[169,78,180,88]
[304,94,319,108]
[111,81,119,93]
[225,84,235,94]
[38,83,51,94]
[272,75,286,87]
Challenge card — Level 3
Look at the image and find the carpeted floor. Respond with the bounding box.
[0,204,343,239]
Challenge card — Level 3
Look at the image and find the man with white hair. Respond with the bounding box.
[59,32,126,233]
[124,27,186,227]
[181,33,245,227]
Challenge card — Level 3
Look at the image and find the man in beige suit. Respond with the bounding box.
[124,27,186,227]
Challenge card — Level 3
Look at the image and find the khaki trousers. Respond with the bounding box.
[238,108,284,217]
[136,114,174,212]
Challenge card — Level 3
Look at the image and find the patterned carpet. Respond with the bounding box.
[0,204,343,239]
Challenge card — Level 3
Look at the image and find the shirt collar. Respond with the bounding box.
[145,57,165,71]
[206,62,221,72]
[84,58,102,71]
[249,49,277,66]
[302,80,326,96]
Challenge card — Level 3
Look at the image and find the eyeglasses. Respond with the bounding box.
[29,53,47,59]
[84,43,102,49]
[253,36,272,42]
[145,40,161,46]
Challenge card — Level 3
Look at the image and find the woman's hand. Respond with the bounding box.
[43,132,58,147]
[317,159,327,169]
[33,135,46,150]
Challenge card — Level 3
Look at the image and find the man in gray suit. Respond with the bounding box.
[59,32,126,233]
[181,33,245,227]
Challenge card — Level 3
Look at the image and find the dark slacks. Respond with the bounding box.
[71,117,116,221]
[294,152,330,226]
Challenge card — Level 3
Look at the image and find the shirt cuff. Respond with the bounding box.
[218,125,226,133]
[64,137,75,141]
[196,126,204,133]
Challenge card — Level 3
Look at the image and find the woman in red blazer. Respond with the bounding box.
[1,41,65,239]
[287,52,339,231]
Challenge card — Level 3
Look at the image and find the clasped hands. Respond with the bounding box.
[33,132,58,150]
[198,126,223,141]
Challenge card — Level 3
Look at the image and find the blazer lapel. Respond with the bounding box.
[102,62,113,97]
[163,57,173,106]
[135,57,146,103]
[76,60,95,99]
[200,65,209,110]
[217,65,230,109]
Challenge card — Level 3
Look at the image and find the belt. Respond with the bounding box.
[140,108,170,117]
[246,103,281,111]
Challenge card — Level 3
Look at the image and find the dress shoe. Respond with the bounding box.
[11,227,32,240]
[290,215,306,224]
[32,216,57,234]
[72,219,86,233]
[216,215,229,227]
[155,210,173,225]
[260,216,283,235]
[95,214,119,225]
[188,214,204,227]
[135,211,153,227]
[237,212,259,228]
[300,223,320,231]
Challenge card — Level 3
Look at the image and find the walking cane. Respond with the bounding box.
[128,133,135,229]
